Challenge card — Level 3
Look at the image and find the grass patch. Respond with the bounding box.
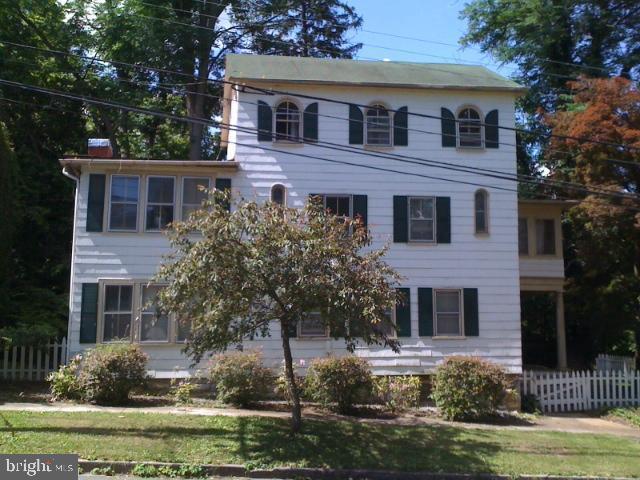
[607,407,640,428]
[1,411,639,477]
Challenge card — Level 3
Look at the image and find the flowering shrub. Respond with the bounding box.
[304,356,373,414]
[373,375,421,413]
[48,354,83,400]
[431,356,508,421]
[79,344,149,405]
[170,379,198,405]
[208,350,273,407]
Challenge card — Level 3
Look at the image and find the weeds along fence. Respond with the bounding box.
[523,369,640,413]
[0,338,67,381]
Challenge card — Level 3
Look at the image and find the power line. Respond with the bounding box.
[4,39,640,158]
[2,78,638,207]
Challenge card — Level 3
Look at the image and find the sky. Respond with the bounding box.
[348,0,517,78]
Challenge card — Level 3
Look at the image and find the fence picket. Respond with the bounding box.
[0,338,66,382]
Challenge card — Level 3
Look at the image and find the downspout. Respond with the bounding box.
[62,166,80,363]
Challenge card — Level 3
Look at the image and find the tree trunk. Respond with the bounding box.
[281,323,302,433]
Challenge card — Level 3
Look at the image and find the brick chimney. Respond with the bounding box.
[87,138,113,158]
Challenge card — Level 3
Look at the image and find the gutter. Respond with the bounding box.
[61,166,80,364]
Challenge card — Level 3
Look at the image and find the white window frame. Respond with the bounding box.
[139,283,171,344]
[108,174,140,232]
[323,194,353,219]
[433,289,464,338]
[408,196,436,243]
[474,189,489,235]
[298,311,328,338]
[181,176,211,221]
[375,307,397,338]
[365,104,392,146]
[145,175,176,232]
[270,183,287,206]
[456,106,484,149]
[535,218,557,256]
[274,100,301,142]
[99,280,136,343]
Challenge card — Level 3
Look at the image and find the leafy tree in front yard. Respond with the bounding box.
[156,194,401,432]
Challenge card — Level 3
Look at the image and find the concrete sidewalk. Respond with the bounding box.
[2,401,639,438]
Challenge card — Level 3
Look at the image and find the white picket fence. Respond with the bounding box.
[0,338,67,381]
[523,369,640,413]
[595,354,636,372]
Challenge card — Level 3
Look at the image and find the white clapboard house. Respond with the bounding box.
[60,55,571,378]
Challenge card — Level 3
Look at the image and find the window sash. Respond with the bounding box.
[181,177,210,220]
[109,175,139,231]
[457,109,483,148]
[102,284,134,342]
[324,195,352,218]
[365,110,391,146]
[275,103,301,141]
[475,191,488,234]
[408,196,435,242]
[536,219,556,255]
[299,312,327,337]
[140,285,169,343]
[434,289,462,337]
[146,176,175,231]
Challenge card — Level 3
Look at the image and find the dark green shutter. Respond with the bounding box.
[393,196,408,243]
[348,105,363,145]
[396,288,411,337]
[352,195,367,228]
[79,283,99,343]
[463,288,479,336]
[485,109,499,148]
[418,288,433,336]
[441,107,456,147]
[303,102,319,142]
[436,196,451,244]
[86,174,105,232]
[393,106,408,146]
[215,178,231,211]
[257,101,272,141]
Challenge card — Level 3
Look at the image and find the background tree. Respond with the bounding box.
[156,196,401,432]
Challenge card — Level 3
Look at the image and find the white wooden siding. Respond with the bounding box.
[67,82,523,375]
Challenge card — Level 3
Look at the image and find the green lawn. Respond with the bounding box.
[1,411,639,477]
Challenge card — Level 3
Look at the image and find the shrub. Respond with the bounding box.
[274,363,304,405]
[431,356,508,421]
[48,354,84,400]
[304,356,373,414]
[170,378,198,405]
[131,464,205,479]
[208,350,273,407]
[373,375,421,413]
[79,344,148,405]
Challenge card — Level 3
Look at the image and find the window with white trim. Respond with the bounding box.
[408,196,435,242]
[299,312,327,337]
[373,308,396,337]
[182,177,210,220]
[271,184,286,206]
[140,285,169,342]
[434,289,462,336]
[365,104,391,146]
[275,101,301,141]
[324,195,352,218]
[103,284,133,342]
[457,107,483,148]
[474,189,488,234]
[536,219,556,255]
[176,317,192,342]
[109,175,139,231]
[146,176,175,231]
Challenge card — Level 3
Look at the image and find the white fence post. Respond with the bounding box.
[0,338,67,382]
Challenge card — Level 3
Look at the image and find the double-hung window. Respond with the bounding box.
[109,175,139,231]
[181,177,210,220]
[140,285,169,342]
[103,284,133,342]
[474,190,488,234]
[457,107,483,148]
[365,104,391,146]
[536,219,556,255]
[146,176,175,231]
[275,101,301,141]
[409,196,435,242]
[434,289,462,336]
[373,308,396,337]
[299,312,327,337]
[324,195,352,219]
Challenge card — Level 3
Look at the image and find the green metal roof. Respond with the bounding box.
[225,54,525,92]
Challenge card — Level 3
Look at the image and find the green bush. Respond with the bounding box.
[131,463,205,478]
[79,344,149,405]
[48,354,83,400]
[373,375,421,413]
[170,378,198,405]
[274,363,304,405]
[208,350,273,407]
[431,356,508,421]
[304,356,373,414]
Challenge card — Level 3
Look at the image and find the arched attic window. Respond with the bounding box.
[275,101,301,141]
[365,104,391,146]
[474,189,489,234]
[457,107,483,148]
[270,184,286,206]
